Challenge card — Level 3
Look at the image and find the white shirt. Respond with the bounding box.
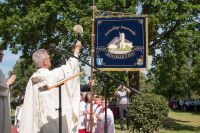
[117,91,128,104]
[79,100,86,129]
[96,108,115,133]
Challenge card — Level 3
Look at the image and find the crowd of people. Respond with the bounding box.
[78,93,115,133]
[14,92,116,133]
[169,99,200,112]
[13,84,132,133]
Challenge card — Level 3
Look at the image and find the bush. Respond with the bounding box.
[128,93,169,133]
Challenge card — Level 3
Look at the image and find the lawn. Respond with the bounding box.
[159,111,200,133]
[115,111,200,133]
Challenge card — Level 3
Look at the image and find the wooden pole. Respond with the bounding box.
[89,1,95,133]
[48,72,84,90]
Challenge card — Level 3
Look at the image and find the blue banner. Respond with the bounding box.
[94,16,148,71]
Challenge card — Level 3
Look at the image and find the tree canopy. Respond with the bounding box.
[0,0,199,100]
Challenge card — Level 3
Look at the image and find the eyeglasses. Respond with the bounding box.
[0,53,4,56]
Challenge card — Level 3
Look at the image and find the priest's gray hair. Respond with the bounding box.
[32,49,48,68]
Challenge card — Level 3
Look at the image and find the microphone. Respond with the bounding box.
[73,24,83,41]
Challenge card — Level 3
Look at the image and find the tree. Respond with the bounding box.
[94,0,200,98]
[139,72,155,93]
[0,0,141,100]
[0,0,95,108]
[144,0,200,99]
[9,58,36,108]
[0,0,93,54]
[0,0,199,101]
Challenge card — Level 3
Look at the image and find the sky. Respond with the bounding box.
[0,50,21,78]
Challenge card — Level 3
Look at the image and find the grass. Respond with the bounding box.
[159,111,200,133]
[115,111,200,133]
[115,120,130,133]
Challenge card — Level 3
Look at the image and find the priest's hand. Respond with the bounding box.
[7,74,16,87]
[74,40,82,56]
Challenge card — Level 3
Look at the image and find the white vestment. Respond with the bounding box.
[93,105,103,133]
[0,69,11,133]
[78,100,86,130]
[96,108,115,133]
[14,104,23,131]
[85,102,97,133]
[19,56,80,133]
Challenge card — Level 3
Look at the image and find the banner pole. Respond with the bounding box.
[89,0,95,133]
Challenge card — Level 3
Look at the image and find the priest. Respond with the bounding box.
[0,48,16,133]
[19,41,82,133]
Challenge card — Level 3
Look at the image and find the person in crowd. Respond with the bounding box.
[114,84,130,131]
[0,48,16,133]
[19,41,82,133]
[94,95,103,115]
[79,93,87,133]
[93,95,98,114]
[85,92,91,112]
[95,97,115,133]
[14,92,25,131]
[85,92,95,133]
[93,95,103,133]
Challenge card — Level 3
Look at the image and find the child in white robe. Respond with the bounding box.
[95,97,115,133]
[85,92,96,133]
[93,96,103,133]
[79,94,87,133]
